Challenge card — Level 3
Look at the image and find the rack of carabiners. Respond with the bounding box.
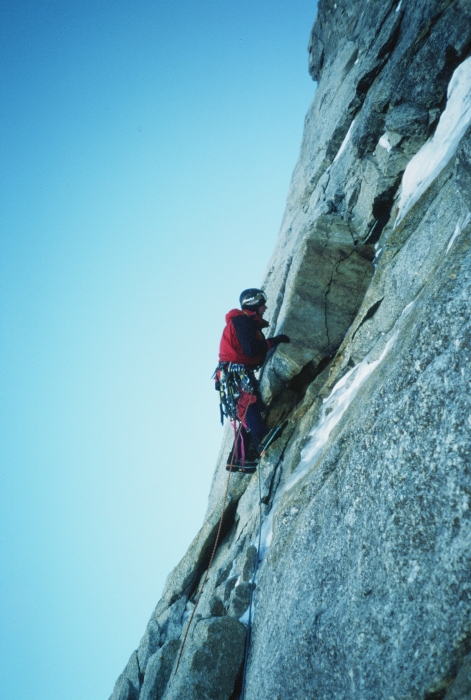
[215,362,254,424]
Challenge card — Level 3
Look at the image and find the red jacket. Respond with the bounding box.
[219,309,274,368]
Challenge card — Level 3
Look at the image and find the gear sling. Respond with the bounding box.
[214,362,259,467]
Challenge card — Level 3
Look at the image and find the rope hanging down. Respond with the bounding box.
[240,460,263,699]
[173,419,245,678]
[173,397,279,686]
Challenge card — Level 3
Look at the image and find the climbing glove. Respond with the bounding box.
[270,334,291,346]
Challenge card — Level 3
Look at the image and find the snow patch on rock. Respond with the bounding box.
[396,56,471,225]
[379,133,392,152]
[334,120,356,162]
[446,211,471,253]
[287,335,397,490]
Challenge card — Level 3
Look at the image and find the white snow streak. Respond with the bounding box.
[334,120,356,162]
[396,56,471,225]
[259,324,404,551]
[246,303,415,605]
[288,303,415,491]
[227,559,237,580]
[286,335,397,491]
[239,480,276,626]
[446,211,471,253]
[373,246,383,266]
[378,133,392,152]
[258,510,274,561]
[257,335,396,557]
[396,1,402,11]
[239,604,253,625]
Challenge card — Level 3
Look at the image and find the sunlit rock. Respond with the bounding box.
[109,1,471,698]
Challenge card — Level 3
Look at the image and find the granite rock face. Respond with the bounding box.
[110,651,141,700]
[110,1,471,698]
[161,617,246,700]
[139,640,180,700]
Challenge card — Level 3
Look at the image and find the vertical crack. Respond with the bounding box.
[324,248,356,349]
[136,653,144,688]
[269,255,293,332]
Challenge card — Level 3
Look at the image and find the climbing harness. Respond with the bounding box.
[215,362,260,472]
[214,362,256,425]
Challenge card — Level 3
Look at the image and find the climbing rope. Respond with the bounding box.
[240,460,263,699]
[173,419,246,678]
[173,401,280,685]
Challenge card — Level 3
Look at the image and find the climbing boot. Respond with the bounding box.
[225,458,258,474]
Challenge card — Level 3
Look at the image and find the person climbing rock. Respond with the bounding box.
[215,288,290,474]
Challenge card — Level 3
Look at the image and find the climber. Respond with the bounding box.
[215,288,290,474]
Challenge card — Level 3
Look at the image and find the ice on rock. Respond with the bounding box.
[334,120,355,162]
[239,604,254,625]
[236,486,276,628]
[240,302,416,631]
[373,246,383,266]
[239,318,406,631]
[446,211,471,253]
[226,559,237,581]
[287,334,398,491]
[379,133,392,152]
[288,303,416,491]
[396,56,471,225]
[252,325,403,577]
[257,509,274,563]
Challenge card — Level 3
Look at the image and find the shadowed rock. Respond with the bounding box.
[162,617,246,700]
[137,619,161,674]
[139,640,180,700]
[109,651,141,700]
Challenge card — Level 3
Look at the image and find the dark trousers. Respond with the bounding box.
[234,397,267,460]
[245,400,266,449]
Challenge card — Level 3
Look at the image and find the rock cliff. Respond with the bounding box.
[110,1,471,698]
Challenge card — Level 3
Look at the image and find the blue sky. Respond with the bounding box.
[0,1,317,698]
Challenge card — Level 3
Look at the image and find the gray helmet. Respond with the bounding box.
[239,288,267,309]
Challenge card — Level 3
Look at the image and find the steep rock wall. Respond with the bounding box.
[110,1,471,698]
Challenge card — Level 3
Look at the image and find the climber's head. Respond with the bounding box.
[239,288,267,317]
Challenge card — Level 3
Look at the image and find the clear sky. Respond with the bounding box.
[0,1,317,698]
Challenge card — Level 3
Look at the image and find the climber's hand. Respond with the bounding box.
[270,334,290,346]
